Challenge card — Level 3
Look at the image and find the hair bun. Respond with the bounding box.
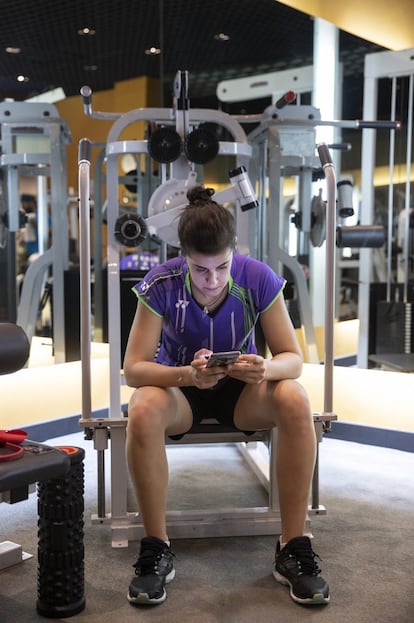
[186,185,215,205]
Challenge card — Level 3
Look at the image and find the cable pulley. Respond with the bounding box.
[147,127,182,163]
[184,127,219,164]
[114,213,148,247]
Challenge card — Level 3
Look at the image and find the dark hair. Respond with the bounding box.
[178,185,236,255]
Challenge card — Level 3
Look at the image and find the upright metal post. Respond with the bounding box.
[308,144,337,511]
[78,138,108,519]
[78,139,92,423]
[317,143,336,418]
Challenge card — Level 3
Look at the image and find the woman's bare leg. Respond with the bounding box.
[126,386,193,541]
[234,379,316,542]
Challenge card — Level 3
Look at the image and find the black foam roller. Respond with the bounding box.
[36,447,85,618]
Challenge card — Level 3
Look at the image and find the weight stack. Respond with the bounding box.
[36,446,86,618]
[375,301,413,354]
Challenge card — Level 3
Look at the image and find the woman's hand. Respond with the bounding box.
[189,348,227,389]
[226,354,267,384]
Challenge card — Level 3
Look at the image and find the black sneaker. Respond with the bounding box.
[273,536,330,605]
[127,536,175,605]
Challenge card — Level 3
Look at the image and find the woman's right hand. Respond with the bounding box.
[190,348,226,389]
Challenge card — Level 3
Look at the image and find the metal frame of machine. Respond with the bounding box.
[0,101,71,362]
[77,71,338,547]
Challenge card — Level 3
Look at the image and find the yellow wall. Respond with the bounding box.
[56,76,159,190]
[276,0,414,50]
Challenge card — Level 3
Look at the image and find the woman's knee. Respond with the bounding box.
[127,387,170,437]
[274,379,313,428]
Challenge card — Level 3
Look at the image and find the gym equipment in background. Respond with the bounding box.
[0,322,85,618]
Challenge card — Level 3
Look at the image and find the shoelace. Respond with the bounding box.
[134,544,174,575]
[288,543,322,576]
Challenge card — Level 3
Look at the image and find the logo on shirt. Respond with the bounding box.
[175,298,189,310]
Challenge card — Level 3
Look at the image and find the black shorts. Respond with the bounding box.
[172,377,254,440]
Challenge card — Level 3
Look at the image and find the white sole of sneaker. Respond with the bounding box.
[273,570,330,605]
[127,568,176,606]
[127,589,167,605]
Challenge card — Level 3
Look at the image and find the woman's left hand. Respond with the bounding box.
[226,354,267,384]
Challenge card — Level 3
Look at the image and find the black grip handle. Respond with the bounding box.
[78,138,92,164]
[328,143,352,152]
[317,143,333,167]
[80,85,92,106]
[357,120,400,130]
[275,90,296,109]
[336,225,385,248]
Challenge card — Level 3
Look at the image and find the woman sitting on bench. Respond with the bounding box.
[123,185,330,608]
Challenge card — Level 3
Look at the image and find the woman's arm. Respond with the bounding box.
[225,295,303,385]
[123,302,224,389]
[259,294,304,380]
[123,302,193,389]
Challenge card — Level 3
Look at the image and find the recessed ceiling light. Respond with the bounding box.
[145,47,161,56]
[5,46,21,54]
[78,27,96,36]
[214,33,230,41]
[17,75,29,83]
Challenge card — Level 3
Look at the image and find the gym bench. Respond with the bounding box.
[80,411,335,548]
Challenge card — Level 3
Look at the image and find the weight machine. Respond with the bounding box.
[0,101,72,362]
[77,71,339,547]
[358,47,414,370]
[217,69,398,363]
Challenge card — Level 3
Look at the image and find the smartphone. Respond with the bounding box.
[205,350,241,368]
